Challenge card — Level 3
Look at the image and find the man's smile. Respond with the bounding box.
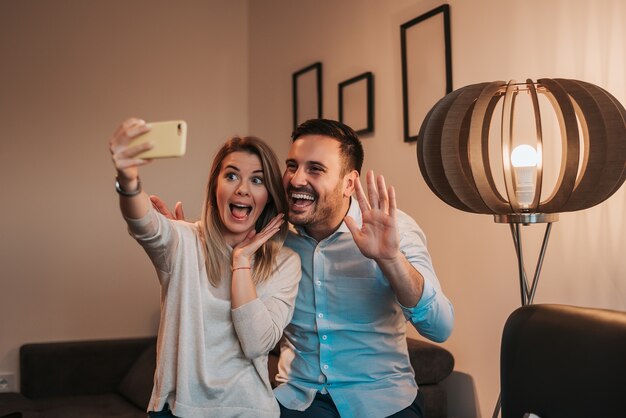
[288,188,317,209]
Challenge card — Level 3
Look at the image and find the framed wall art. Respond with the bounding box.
[400,4,452,142]
[338,71,374,135]
[292,62,322,130]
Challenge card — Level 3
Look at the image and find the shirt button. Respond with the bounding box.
[322,335,328,340]
[316,280,322,286]
[323,365,329,370]
[318,313,324,318]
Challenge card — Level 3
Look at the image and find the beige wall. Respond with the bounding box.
[2,0,625,416]
[248,0,626,417]
[0,0,248,388]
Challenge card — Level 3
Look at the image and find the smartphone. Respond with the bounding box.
[130,120,187,159]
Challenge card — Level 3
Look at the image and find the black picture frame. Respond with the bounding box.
[338,71,374,136]
[292,62,323,130]
[400,4,452,142]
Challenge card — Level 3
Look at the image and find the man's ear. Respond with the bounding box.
[343,170,359,197]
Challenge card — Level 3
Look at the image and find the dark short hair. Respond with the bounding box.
[291,119,364,174]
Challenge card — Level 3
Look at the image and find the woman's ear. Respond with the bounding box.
[343,170,359,197]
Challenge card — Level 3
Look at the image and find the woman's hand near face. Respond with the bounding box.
[232,213,285,266]
[230,213,285,309]
[109,118,154,219]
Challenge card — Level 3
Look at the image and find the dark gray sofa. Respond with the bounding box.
[0,336,453,418]
[0,337,156,418]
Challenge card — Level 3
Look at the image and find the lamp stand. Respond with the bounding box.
[492,213,558,418]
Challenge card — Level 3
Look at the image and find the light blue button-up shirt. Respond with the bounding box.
[274,199,454,417]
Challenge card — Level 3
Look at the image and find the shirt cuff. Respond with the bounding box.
[399,275,437,317]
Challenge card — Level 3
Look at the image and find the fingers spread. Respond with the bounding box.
[260,214,285,235]
[388,186,397,219]
[239,215,285,253]
[354,175,371,212]
[344,215,359,237]
[367,170,379,210]
[253,214,284,239]
[377,174,389,213]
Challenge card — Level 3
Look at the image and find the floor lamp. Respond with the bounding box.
[416,78,626,417]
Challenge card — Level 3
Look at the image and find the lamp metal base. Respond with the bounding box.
[494,213,559,224]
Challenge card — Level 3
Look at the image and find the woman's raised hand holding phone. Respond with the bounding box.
[109,118,154,183]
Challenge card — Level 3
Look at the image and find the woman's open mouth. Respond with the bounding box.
[229,203,252,220]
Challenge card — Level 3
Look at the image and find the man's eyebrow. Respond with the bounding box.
[285,159,327,170]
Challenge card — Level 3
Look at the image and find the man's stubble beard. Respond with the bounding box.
[288,180,345,228]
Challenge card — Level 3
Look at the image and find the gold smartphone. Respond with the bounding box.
[130,120,187,159]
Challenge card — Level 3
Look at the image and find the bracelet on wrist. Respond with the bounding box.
[115,176,142,197]
[232,266,251,272]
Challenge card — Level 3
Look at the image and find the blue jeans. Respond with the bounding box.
[279,390,425,418]
[148,403,178,418]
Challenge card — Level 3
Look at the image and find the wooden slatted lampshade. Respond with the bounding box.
[417,78,626,223]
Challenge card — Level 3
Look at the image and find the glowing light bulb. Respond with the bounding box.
[511,145,538,208]
[511,144,539,168]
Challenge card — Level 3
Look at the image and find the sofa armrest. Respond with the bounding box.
[407,337,454,385]
[20,336,156,399]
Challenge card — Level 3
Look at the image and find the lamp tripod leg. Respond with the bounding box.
[527,223,552,304]
[512,223,527,306]
[492,222,553,417]
[492,393,502,418]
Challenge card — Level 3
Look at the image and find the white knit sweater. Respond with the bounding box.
[126,208,301,418]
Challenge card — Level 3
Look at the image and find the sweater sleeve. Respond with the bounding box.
[124,206,180,284]
[231,248,301,359]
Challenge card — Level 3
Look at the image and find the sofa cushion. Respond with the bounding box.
[118,343,156,410]
[406,338,454,384]
[0,392,30,416]
[0,394,145,418]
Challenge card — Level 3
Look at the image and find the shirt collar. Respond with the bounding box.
[337,197,361,233]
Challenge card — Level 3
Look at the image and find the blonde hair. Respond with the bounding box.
[199,136,288,286]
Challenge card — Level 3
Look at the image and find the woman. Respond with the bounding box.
[109,118,301,418]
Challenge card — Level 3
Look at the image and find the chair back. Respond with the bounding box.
[500,304,626,418]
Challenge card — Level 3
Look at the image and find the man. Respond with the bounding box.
[153,119,454,417]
